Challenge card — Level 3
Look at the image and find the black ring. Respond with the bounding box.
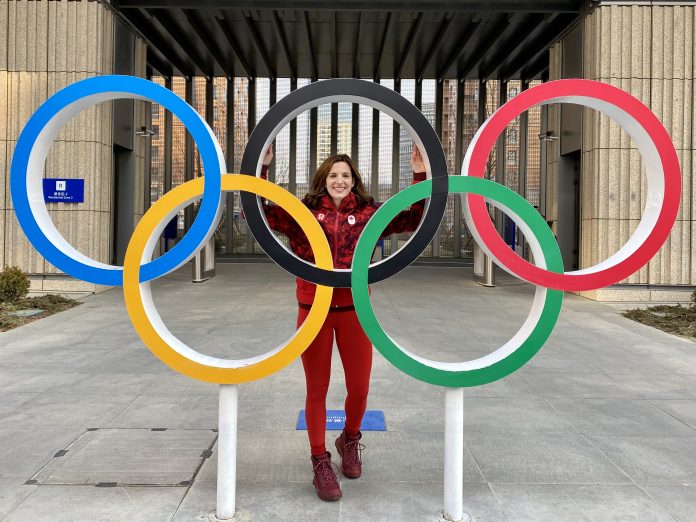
[240,79,448,287]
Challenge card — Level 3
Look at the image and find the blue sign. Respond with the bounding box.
[296,410,386,431]
[43,179,84,203]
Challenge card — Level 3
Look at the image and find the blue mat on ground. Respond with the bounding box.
[296,410,386,431]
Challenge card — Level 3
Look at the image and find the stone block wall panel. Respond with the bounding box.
[0,1,7,72]
[692,150,696,223]
[580,3,695,297]
[652,5,694,80]
[1,72,7,216]
[0,142,5,266]
[44,211,111,274]
[1,0,119,290]
[692,215,696,284]
[0,69,6,143]
[0,140,6,212]
[5,208,46,274]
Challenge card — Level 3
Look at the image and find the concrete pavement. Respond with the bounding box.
[1,263,695,521]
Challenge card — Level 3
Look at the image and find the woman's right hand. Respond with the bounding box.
[262,144,274,167]
[410,144,426,173]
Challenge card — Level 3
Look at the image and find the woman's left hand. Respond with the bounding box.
[410,144,427,173]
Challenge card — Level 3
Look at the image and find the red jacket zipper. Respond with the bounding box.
[332,210,339,262]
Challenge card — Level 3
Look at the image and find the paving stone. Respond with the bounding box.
[4,485,185,521]
[0,392,41,419]
[1,391,134,429]
[603,373,696,400]
[587,434,696,484]
[173,479,341,521]
[458,398,576,433]
[362,430,485,484]
[27,428,215,486]
[48,372,160,396]
[559,484,676,521]
[466,432,630,484]
[339,480,453,522]
[0,427,85,479]
[524,371,645,399]
[641,485,696,522]
[491,484,589,522]
[0,370,85,394]
[650,399,696,430]
[460,372,542,398]
[547,398,695,435]
[0,479,37,519]
[404,482,508,522]
[0,264,694,520]
[108,392,219,430]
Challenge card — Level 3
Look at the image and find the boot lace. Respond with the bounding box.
[343,438,365,466]
[313,457,340,485]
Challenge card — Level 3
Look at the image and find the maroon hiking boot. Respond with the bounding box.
[335,430,364,479]
[310,452,342,501]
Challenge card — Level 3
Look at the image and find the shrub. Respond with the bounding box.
[692,288,696,306]
[0,266,30,302]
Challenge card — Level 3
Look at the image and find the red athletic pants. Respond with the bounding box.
[297,306,373,456]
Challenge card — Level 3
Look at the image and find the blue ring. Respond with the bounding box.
[10,75,223,285]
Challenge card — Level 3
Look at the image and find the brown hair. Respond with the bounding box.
[303,154,374,209]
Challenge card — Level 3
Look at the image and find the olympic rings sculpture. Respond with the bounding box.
[10,76,680,387]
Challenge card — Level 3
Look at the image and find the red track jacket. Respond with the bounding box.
[262,167,427,307]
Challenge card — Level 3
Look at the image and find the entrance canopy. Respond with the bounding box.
[113,0,586,81]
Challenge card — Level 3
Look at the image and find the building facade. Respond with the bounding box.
[544,3,695,301]
[0,0,694,301]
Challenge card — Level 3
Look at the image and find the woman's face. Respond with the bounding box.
[325,161,355,207]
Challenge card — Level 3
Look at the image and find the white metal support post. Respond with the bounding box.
[217,384,238,520]
[443,387,469,522]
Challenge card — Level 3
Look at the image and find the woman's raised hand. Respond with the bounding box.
[410,144,426,173]
[262,144,274,167]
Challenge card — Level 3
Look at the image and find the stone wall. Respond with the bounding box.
[0,0,148,295]
[545,3,695,302]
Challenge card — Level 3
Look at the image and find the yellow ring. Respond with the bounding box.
[123,174,333,383]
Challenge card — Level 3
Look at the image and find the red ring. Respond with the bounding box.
[465,79,680,291]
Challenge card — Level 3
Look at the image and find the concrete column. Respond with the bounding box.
[268,79,276,183]
[184,77,195,233]
[433,80,443,257]
[453,79,464,258]
[473,79,494,286]
[495,81,507,238]
[371,107,379,198]
[331,101,338,156]
[246,78,256,254]
[391,79,401,254]
[289,78,297,195]
[309,85,318,178]
[225,77,235,252]
[164,77,173,195]
[351,102,359,163]
[518,82,530,259]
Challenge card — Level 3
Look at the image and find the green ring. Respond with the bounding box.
[351,176,564,387]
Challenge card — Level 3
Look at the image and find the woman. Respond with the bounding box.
[261,144,427,501]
